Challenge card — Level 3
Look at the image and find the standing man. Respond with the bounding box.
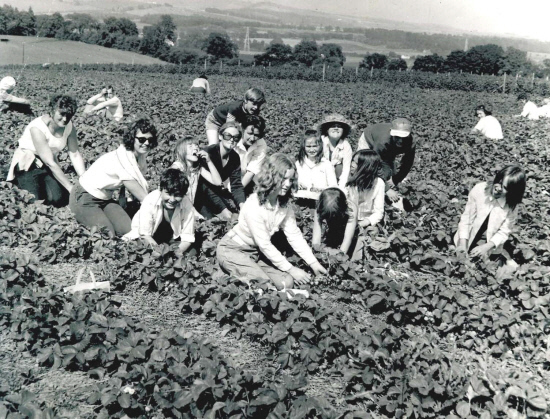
[357,117,415,205]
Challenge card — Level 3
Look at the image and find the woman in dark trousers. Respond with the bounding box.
[6,94,84,207]
[195,121,246,221]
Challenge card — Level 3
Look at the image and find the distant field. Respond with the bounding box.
[0,36,165,66]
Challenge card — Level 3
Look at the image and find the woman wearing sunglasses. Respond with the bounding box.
[454,165,526,266]
[195,121,246,221]
[70,117,158,236]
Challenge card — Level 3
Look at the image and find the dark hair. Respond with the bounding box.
[49,94,78,117]
[244,88,266,104]
[123,117,158,151]
[317,187,349,226]
[255,153,296,208]
[106,85,115,93]
[297,129,323,164]
[160,168,189,197]
[198,74,208,80]
[517,92,528,101]
[242,114,266,137]
[475,105,492,117]
[346,150,380,192]
[485,165,526,210]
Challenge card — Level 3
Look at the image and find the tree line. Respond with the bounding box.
[2,6,548,77]
[0,7,239,65]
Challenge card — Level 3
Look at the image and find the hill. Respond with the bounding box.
[0,35,166,66]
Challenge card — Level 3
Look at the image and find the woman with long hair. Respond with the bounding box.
[455,165,526,265]
[217,153,327,290]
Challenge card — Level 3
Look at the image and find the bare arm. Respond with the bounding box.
[30,127,73,192]
[87,92,105,105]
[4,94,30,105]
[197,150,222,186]
[91,97,119,111]
[340,207,358,254]
[66,127,85,176]
[122,179,148,202]
[312,212,322,247]
[242,171,255,187]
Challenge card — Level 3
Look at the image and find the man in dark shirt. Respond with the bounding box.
[357,117,415,204]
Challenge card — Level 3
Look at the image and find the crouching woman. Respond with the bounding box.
[454,165,526,266]
[123,169,195,252]
[217,153,327,290]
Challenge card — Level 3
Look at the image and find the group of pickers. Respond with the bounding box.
[2,74,528,293]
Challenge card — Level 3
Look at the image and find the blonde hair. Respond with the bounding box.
[254,153,297,208]
[173,135,199,172]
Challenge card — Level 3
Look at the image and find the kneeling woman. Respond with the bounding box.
[217,153,327,290]
[70,117,157,236]
[454,165,526,265]
[7,94,85,207]
[123,169,195,252]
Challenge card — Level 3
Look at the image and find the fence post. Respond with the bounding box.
[322,62,326,82]
[503,73,506,94]
[370,66,373,77]
[340,65,343,76]
[204,58,207,71]
[220,60,223,71]
[356,66,358,76]
[531,72,535,88]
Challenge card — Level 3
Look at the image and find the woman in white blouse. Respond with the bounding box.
[70,117,157,236]
[295,129,338,203]
[217,153,327,290]
[7,94,85,207]
[190,75,211,94]
[471,105,503,140]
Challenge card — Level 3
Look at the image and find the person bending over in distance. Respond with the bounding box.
[0,76,32,114]
[454,165,526,268]
[319,114,353,190]
[234,115,268,197]
[217,153,327,290]
[70,117,157,236]
[195,121,246,221]
[295,129,337,205]
[6,94,85,207]
[123,169,195,253]
[312,187,357,257]
[357,117,415,206]
[190,74,211,94]
[470,105,503,140]
[205,88,265,145]
[170,135,222,216]
[83,86,124,122]
[514,93,539,120]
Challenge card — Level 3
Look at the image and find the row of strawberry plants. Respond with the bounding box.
[0,253,338,418]
[2,180,549,417]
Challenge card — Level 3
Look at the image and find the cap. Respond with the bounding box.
[390,117,412,137]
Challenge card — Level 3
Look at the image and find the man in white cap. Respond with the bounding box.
[357,117,415,204]
[0,76,31,113]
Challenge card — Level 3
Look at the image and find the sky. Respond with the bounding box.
[275,0,550,41]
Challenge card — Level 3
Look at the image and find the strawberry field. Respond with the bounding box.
[1,68,550,418]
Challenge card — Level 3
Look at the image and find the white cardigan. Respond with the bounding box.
[454,182,517,249]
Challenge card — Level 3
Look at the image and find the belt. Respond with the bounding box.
[227,229,248,247]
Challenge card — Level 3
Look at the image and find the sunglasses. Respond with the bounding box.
[222,133,241,142]
[136,135,153,145]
